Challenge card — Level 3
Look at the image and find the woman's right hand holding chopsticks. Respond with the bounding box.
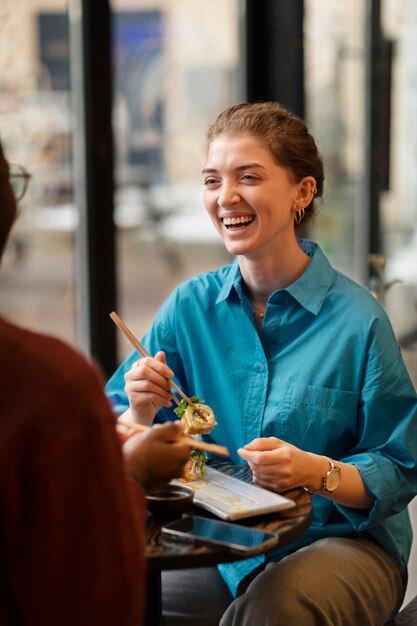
[123,350,175,425]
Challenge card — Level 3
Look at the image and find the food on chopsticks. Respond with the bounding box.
[174,396,216,435]
[180,402,217,435]
[174,396,217,481]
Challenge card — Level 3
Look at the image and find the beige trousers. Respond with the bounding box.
[162,536,406,626]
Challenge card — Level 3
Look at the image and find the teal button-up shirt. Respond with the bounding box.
[106,241,417,596]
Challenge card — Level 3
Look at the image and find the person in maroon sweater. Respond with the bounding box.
[0,140,191,625]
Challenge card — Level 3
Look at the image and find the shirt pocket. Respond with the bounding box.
[279,382,360,454]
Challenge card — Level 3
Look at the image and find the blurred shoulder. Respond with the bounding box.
[332,269,388,312]
[0,316,104,391]
[329,269,398,349]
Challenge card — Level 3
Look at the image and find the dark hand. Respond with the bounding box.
[122,421,191,490]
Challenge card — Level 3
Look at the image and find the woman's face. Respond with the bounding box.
[202,132,302,259]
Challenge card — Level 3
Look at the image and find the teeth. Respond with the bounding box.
[222,216,254,226]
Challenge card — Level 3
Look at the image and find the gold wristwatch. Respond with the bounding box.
[304,457,341,494]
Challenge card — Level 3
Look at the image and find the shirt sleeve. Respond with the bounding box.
[336,322,417,529]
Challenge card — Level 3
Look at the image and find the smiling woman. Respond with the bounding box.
[202,134,315,271]
[106,101,417,626]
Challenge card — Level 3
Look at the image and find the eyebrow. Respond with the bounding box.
[202,163,266,175]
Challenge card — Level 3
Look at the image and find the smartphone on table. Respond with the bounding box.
[161,515,279,553]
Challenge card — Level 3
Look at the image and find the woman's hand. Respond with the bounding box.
[123,422,191,490]
[238,437,322,493]
[238,437,373,509]
[123,351,174,425]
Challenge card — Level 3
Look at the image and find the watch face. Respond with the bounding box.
[325,469,340,492]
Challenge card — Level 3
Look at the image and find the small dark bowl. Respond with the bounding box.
[146,483,194,518]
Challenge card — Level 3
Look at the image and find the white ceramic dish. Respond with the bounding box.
[173,467,295,521]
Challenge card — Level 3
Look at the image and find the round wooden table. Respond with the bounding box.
[144,462,312,626]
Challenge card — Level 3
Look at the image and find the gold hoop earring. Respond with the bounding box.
[295,207,305,225]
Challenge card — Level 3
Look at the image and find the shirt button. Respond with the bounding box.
[271,322,278,330]
[256,363,265,372]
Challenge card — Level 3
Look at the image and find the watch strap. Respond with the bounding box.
[304,457,340,494]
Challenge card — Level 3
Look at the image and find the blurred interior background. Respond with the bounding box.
[1,0,417,368]
[1,0,417,607]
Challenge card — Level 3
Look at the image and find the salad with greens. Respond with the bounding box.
[174,396,216,481]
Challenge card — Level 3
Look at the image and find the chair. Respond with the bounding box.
[385,594,417,625]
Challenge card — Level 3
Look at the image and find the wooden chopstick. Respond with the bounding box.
[110,311,203,415]
[118,418,229,457]
[110,311,181,406]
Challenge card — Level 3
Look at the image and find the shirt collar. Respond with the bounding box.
[285,241,334,315]
[216,240,334,315]
[216,258,241,304]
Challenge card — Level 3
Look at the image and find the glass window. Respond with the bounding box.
[0,0,76,344]
[305,0,417,353]
[304,0,367,281]
[1,0,242,356]
[380,0,417,344]
[110,0,242,359]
